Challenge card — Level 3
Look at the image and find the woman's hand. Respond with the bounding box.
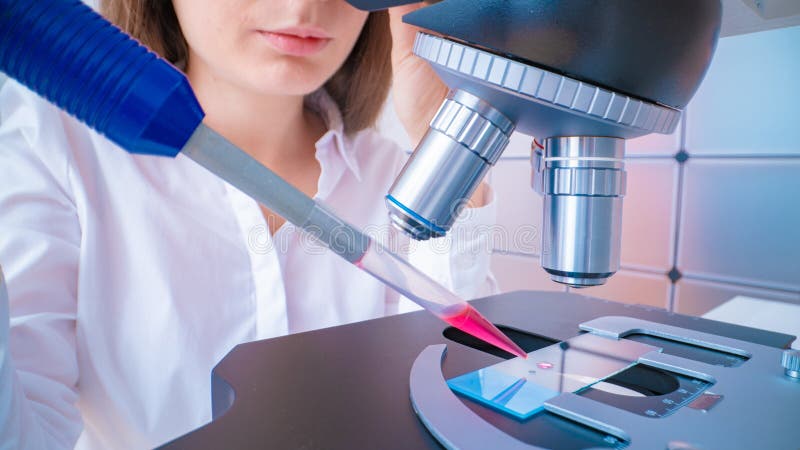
[388,4,448,147]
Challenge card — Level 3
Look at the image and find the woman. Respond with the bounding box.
[0,1,496,448]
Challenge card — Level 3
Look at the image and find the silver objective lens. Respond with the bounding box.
[533,137,626,288]
[386,89,514,240]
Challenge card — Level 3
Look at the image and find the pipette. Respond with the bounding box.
[184,126,526,359]
[0,0,526,359]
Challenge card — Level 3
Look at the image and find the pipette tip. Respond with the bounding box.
[441,304,527,359]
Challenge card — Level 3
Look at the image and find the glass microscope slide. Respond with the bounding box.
[447,333,657,419]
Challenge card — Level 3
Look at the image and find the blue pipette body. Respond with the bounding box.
[0,0,203,157]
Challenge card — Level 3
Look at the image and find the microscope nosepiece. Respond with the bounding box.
[534,137,626,288]
[387,89,513,240]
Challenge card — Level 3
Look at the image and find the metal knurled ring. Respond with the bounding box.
[546,167,626,197]
[429,96,510,163]
[413,32,681,136]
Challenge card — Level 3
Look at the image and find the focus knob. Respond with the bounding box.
[782,349,800,379]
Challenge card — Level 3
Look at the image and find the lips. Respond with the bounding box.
[258,26,332,57]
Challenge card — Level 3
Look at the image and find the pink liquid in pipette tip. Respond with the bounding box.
[441,304,527,359]
[353,239,526,359]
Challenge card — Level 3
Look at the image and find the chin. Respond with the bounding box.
[248,60,332,97]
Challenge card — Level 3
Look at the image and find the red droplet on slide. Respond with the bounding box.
[442,304,527,359]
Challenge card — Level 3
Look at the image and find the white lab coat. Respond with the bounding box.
[0,81,497,449]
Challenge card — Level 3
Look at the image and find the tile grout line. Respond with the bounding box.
[681,272,800,296]
[680,153,800,159]
[668,113,689,312]
[618,264,670,276]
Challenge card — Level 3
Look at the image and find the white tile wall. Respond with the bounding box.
[489,158,680,270]
[679,159,800,291]
[575,270,671,309]
[503,132,536,158]
[490,252,565,293]
[685,25,800,155]
[675,277,799,316]
[490,159,542,255]
[626,117,683,157]
[619,159,678,271]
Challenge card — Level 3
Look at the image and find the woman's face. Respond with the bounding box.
[172,0,369,96]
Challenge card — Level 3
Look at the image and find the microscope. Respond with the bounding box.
[3,2,795,449]
[349,0,722,288]
[150,4,798,448]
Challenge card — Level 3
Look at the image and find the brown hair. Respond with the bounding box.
[100,1,393,135]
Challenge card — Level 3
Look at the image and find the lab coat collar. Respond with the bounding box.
[306,89,362,183]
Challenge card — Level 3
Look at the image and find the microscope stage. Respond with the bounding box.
[415,315,798,449]
[162,292,798,449]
